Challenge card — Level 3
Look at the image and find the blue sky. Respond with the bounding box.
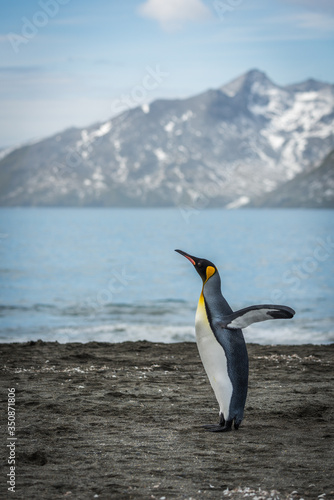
[1,0,333,148]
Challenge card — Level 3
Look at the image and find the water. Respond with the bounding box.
[0,208,333,344]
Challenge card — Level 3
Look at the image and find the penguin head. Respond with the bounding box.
[175,249,217,283]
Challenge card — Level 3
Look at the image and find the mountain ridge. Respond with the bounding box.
[0,68,333,207]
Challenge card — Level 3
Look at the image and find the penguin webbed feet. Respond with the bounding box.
[203,423,232,432]
[202,417,236,433]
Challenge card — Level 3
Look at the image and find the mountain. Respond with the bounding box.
[247,149,334,208]
[0,69,333,207]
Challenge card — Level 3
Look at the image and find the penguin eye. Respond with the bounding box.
[197,262,202,268]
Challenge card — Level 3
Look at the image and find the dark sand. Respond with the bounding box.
[1,341,334,500]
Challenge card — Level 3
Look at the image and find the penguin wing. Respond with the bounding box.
[221,304,295,330]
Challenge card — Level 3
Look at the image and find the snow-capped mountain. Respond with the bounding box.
[248,149,334,208]
[0,69,333,207]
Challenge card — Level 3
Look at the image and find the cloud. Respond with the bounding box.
[138,0,212,30]
[0,65,44,74]
[295,11,334,29]
[263,8,334,34]
[50,16,91,26]
[281,0,334,15]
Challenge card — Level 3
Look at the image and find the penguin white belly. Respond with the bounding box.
[195,293,233,419]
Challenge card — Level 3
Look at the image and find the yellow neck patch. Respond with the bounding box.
[204,265,215,283]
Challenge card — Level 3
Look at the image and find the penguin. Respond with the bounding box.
[175,249,295,432]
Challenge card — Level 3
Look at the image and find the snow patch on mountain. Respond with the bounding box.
[0,69,333,207]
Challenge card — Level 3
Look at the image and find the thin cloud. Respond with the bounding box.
[296,11,334,29]
[50,16,91,26]
[93,59,123,67]
[263,10,334,33]
[138,0,212,30]
[281,0,334,14]
[204,6,334,46]
[65,56,123,67]
[0,65,44,74]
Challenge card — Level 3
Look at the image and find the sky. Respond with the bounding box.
[0,0,333,148]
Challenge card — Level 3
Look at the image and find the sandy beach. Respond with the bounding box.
[1,341,333,499]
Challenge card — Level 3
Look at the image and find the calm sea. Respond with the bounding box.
[0,208,333,344]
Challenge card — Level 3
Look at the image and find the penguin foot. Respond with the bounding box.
[203,424,232,433]
[203,420,233,432]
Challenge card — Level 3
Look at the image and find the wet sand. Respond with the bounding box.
[1,341,334,499]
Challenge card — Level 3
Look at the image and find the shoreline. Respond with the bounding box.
[1,341,333,499]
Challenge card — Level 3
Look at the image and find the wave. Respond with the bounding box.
[0,303,57,313]
[244,320,334,345]
[1,301,333,345]
[0,300,193,317]
[0,323,196,344]
[1,319,333,345]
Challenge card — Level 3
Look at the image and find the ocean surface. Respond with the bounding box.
[0,208,333,345]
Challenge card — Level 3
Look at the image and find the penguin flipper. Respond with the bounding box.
[221,304,295,330]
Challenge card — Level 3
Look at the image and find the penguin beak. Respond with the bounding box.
[175,249,196,266]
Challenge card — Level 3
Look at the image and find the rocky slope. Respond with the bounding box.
[0,69,333,207]
[248,149,334,208]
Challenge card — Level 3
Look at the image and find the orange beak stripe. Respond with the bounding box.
[184,255,196,266]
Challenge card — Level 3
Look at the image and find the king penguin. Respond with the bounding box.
[175,249,295,432]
